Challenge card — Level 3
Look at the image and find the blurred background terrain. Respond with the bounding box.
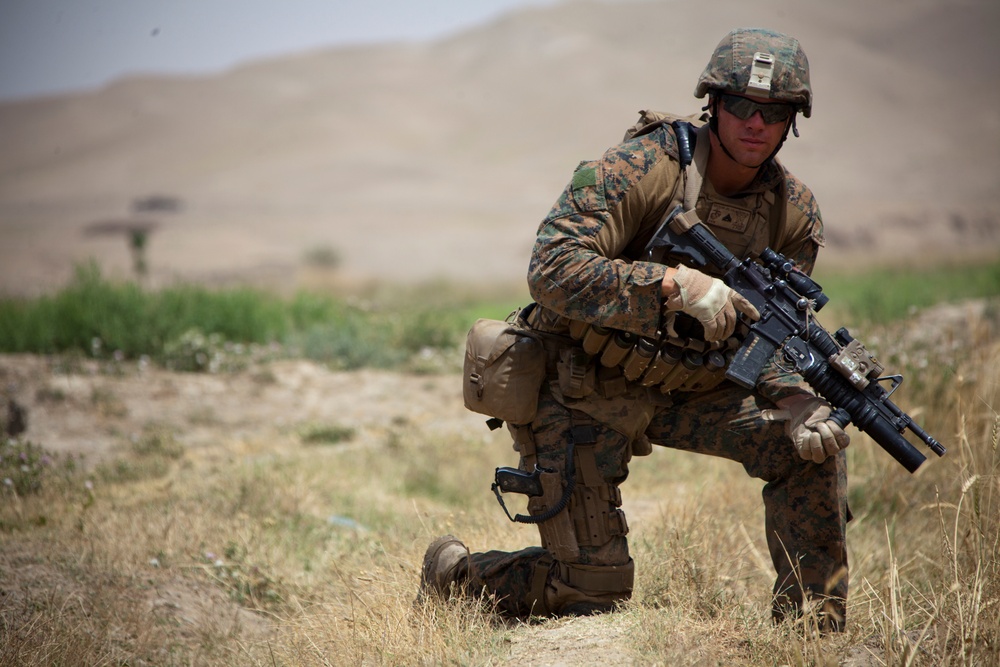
[1,0,998,297]
[2,3,999,665]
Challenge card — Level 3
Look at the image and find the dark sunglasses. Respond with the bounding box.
[719,94,795,124]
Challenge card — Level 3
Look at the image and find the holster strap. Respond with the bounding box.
[601,484,623,507]
[575,440,604,488]
[511,423,537,462]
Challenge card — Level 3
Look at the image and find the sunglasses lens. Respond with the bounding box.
[761,105,792,123]
[722,95,755,120]
[721,95,792,123]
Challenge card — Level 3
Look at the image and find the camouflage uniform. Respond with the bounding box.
[452,29,849,629]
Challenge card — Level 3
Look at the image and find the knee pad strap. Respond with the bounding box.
[557,559,635,595]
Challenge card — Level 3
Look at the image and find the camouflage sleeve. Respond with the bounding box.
[527,135,679,339]
[776,173,824,276]
[755,357,814,406]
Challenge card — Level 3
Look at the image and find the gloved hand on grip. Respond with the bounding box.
[664,265,760,342]
[763,395,851,463]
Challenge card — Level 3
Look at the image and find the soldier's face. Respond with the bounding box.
[714,93,791,168]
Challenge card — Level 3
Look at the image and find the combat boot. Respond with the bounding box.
[419,535,471,600]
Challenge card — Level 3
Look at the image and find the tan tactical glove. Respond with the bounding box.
[665,265,760,342]
[763,395,851,463]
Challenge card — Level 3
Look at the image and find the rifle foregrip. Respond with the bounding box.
[830,408,850,429]
[800,359,927,473]
[827,406,925,472]
[800,329,929,473]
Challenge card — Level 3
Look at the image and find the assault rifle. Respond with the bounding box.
[647,205,946,473]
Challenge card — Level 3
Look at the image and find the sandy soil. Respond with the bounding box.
[0,355,484,467]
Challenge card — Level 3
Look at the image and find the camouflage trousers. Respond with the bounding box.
[464,378,849,626]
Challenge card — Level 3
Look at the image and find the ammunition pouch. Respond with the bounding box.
[564,316,741,397]
[463,311,546,425]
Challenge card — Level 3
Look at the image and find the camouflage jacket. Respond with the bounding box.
[526,120,825,404]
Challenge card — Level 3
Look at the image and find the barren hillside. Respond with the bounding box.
[1,0,997,296]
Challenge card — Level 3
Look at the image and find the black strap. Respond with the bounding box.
[672,120,697,171]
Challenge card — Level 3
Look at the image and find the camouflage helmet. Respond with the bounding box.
[695,28,812,118]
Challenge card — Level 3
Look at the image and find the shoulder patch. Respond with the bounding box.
[572,166,598,190]
[571,160,607,212]
[543,123,682,223]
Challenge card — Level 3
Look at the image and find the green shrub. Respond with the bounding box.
[296,422,356,445]
[0,265,505,372]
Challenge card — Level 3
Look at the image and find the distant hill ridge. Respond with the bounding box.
[1,0,997,294]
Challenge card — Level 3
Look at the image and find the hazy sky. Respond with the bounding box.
[0,0,562,100]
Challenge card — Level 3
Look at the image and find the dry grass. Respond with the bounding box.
[1,301,998,666]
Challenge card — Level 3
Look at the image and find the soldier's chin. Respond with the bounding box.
[739,151,770,169]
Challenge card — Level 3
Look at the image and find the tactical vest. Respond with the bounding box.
[554,111,787,396]
[627,110,786,274]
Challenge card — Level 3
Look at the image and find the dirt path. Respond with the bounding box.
[1,355,483,466]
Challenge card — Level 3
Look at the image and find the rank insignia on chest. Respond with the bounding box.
[706,203,752,233]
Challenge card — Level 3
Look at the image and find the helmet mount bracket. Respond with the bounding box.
[747,52,775,96]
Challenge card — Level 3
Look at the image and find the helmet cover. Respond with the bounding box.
[695,28,812,117]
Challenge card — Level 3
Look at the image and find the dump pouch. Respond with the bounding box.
[463,317,546,425]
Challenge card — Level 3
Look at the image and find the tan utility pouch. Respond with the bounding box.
[557,347,595,399]
[463,317,546,425]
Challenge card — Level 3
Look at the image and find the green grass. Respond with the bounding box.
[2,257,995,373]
[0,262,288,358]
[0,262,526,371]
[814,257,1000,324]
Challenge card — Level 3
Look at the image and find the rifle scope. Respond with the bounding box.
[759,248,829,311]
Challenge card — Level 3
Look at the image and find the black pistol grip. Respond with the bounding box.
[494,466,545,497]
